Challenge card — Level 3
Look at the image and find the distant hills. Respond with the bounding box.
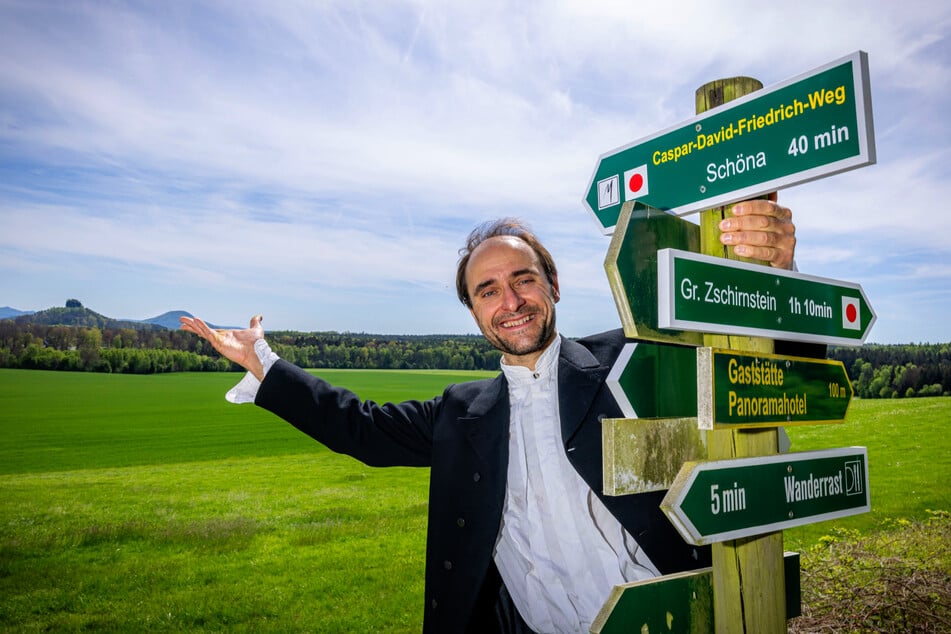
[0,303,227,331]
[0,307,34,320]
[138,310,196,330]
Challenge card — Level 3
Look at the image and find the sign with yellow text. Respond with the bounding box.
[584,51,875,233]
[696,348,853,430]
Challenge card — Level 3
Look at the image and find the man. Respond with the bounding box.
[181,200,796,633]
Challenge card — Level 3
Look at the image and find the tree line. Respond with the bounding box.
[265,331,502,371]
[0,321,229,374]
[1,320,948,398]
[0,321,501,374]
[827,343,951,398]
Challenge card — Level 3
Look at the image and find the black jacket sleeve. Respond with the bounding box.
[255,359,438,467]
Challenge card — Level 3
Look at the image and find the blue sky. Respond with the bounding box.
[1,0,948,344]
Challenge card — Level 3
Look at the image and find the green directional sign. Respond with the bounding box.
[584,51,875,233]
[696,348,853,430]
[661,447,870,546]
[592,569,715,634]
[604,203,703,345]
[657,248,876,346]
[591,553,801,633]
[608,341,698,418]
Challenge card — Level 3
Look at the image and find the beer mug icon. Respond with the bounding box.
[844,459,864,496]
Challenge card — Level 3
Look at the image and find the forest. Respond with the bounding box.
[0,319,947,398]
[0,320,501,374]
[827,344,951,398]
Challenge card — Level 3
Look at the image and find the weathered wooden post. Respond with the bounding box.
[695,75,786,633]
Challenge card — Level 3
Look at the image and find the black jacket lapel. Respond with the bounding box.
[557,336,612,449]
[460,373,509,465]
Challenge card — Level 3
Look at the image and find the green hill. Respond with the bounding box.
[14,305,164,331]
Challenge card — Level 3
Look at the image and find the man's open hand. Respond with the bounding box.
[180,314,266,380]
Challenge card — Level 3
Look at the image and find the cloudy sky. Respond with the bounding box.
[1,0,948,344]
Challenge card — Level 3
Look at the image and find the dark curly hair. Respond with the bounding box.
[455,218,558,308]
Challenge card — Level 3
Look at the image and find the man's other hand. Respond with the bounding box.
[718,195,796,270]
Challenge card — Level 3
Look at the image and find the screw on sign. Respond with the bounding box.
[588,52,878,634]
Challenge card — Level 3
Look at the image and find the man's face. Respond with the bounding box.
[465,236,559,369]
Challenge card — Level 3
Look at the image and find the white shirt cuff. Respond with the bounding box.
[225,338,280,404]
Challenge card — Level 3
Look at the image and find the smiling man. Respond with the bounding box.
[181,201,796,633]
[458,229,560,368]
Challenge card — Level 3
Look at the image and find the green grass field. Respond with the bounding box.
[0,368,494,632]
[1,368,948,631]
[784,396,951,547]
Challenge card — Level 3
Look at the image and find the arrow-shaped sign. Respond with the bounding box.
[696,347,853,430]
[661,447,870,546]
[584,51,875,233]
[658,248,876,346]
[607,341,698,418]
[604,203,703,346]
[591,553,802,633]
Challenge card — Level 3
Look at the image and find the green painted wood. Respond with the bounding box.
[604,203,702,345]
[607,341,699,419]
[591,553,802,633]
[592,568,715,634]
[697,347,853,429]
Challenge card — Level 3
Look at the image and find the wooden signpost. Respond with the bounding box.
[591,51,877,633]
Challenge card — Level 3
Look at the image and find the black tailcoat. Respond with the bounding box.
[256,329,708,632]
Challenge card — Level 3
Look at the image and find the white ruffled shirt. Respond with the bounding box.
[493,336,659,633]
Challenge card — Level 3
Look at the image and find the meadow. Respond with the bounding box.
[1,368,948,632]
